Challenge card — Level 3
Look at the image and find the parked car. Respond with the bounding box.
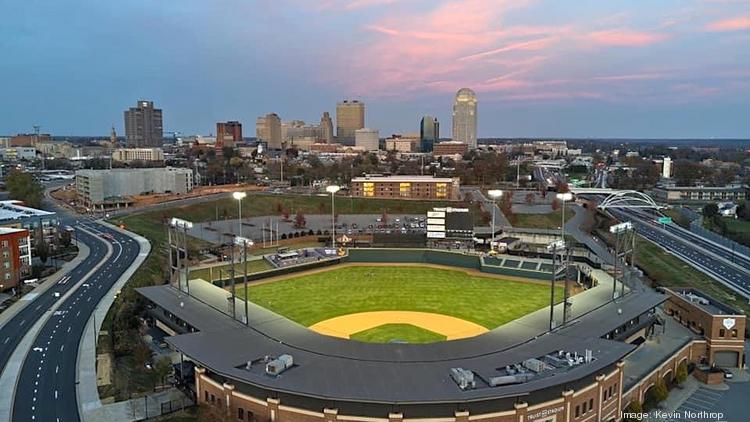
[719,368,733,379]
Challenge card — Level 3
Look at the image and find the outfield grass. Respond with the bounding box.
[350,323,447,344]
[238,266,562,329]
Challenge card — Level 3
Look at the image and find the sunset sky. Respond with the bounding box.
[2,0,749,137]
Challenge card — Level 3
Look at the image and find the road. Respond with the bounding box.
[610,208,750,299]
[0,230,106,377]
[10,221,141,422]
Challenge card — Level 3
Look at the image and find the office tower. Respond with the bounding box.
[320,112,334,143]
[216,121,243,150]
[662,157,673,179]
[355,128,380,151]
[420,116,439,153]
[256,113,282,149]
[124,100,163,147]
[452,88,477,149]
[336,100,365,146]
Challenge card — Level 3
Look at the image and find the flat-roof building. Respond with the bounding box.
[351,175,460,200]
[0,201,58,249]
[111,148,164,163]
[0,227,31,291]
[433,141,468,157]
[653,184,748,204]
[75,167,193,210]
[124,100,163,147]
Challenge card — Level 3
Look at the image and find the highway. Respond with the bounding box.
[610,208,750,299]
[10,221,141,422]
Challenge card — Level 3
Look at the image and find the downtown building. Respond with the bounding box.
[75,167,193,210]
[350,175,461,200]
[216,121,243,150]
[319,112,334,143]
[111,148,165,163]
[336,100,365,146]
[354,128,379,151]
[452,88,477,149]
[256,113,282,150]
[124,100,163,147]
[0,227,31,291]
[420,116,440,153]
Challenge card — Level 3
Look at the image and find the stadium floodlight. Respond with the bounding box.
[487,190,503,251]
[170,218,193,229]
[234,236,253,247]
[233,191,247,238]
[326,185,341,248]
[556,192,573,241]
[609,221,633,234]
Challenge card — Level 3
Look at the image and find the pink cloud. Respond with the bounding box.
[592,73,666,81]
[585,29,668,47]
[704,16,750,31]
[459,37,559,61]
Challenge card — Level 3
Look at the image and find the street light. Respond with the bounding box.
[232,192,247,239]
[546,239,566,331]
[326,185,341,248]
[556,192,573,241]
[487,190,503,251]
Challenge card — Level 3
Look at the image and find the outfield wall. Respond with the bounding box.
[345,248,552,280]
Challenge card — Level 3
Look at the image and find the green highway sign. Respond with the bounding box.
[657,217,672,224]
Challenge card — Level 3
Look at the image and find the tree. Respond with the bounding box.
[675,361,688,385]
[525,193,535,206]
[551,198,561,212]
[35,237,49,264]
[5,169,44,208]
[154,356,173,387]
[623,400,643,421]
[294,210,306,229]
[646,378,669,408]
[702,203,719,219]
[58,229,72,248]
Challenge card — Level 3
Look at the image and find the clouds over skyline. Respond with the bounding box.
[0,0,748,137]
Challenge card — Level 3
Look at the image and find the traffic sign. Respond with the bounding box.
[657,217,672,224]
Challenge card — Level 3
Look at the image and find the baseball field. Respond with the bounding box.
[236,265,562,344]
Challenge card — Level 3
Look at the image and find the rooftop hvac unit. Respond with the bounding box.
[488,373,534,387]
[265,354,293,376]
[450,368,476,390]
[522,358,549,373]
[685,293,709,305]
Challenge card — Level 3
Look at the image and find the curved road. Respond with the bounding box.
[11,222,140,422]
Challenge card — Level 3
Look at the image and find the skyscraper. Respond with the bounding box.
[452,88,477,149]
[124,100,163,147]
[355,128,380,151]
[256,113,282,149]
[216,121,242,150]
[336,100,365,146]
[420,116,439,153]
[320,112,334,143]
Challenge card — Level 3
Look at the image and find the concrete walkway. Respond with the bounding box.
[77,221,153,421]
[0,241,91,327]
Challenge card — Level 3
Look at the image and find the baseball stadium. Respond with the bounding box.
[137,236,746,422]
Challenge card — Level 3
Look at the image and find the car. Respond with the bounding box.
[53,292,61,298]
[719,368,733,379]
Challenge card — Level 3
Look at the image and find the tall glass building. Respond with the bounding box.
[420,116,439,152]
[451,88,477,149]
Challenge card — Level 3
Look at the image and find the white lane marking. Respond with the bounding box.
[3,337,9,344]
[60,344,64,352]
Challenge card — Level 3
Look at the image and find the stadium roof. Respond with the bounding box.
[139,282,665,404]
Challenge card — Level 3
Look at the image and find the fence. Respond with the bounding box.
[689,219,750,257]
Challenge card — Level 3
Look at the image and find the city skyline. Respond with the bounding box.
[2,0,750,138]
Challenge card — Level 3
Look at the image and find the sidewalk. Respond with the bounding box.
[83,387,192,421]
[77,221,156,421]
[0,241,91,327]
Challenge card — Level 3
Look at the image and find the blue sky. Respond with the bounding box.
[1,0,749,138]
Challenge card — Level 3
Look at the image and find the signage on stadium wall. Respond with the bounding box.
[427,225,445,232]
[427,232,446,239]
[427,218,444,225]
[427,211,445,218]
